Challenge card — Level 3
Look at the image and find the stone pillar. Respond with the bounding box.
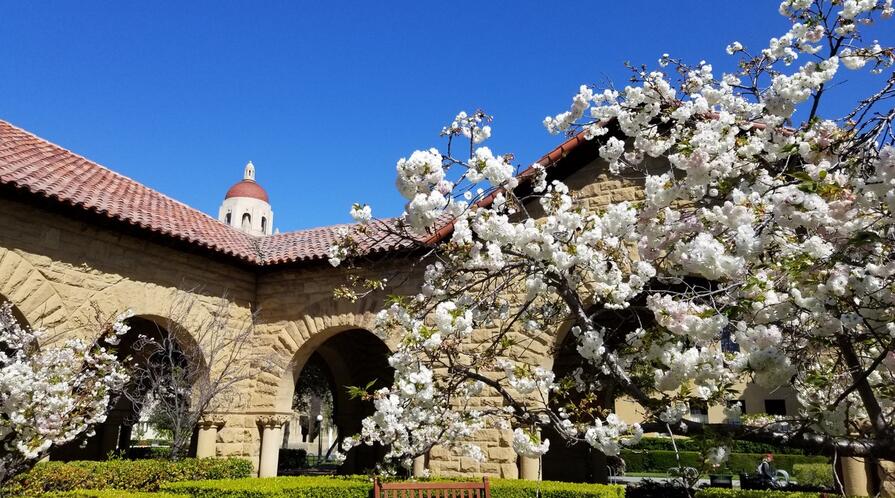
[196,417,226,459]
[413,454,427,477]
[878,460,895,498]
[519,456,540,480]
[258,416,288,478]
[841,456,871,497]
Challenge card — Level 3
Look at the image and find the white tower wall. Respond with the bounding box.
[218,162,274,236]
[218,197,273,235]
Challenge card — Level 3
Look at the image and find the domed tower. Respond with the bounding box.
[219,161,273,235]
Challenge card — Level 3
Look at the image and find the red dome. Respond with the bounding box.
[225,179,269,202]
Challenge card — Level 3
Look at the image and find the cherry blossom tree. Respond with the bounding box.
[331,0,895,475]
[0,304,130,486]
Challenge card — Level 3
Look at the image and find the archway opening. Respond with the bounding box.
[51,316,200,461]
[280,328,393,475]
[541,306,652,483]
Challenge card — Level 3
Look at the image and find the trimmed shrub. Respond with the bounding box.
[165,476,371,498]
[726,454,828,474]
[45,491,182,498]
[792,463,834,489]
[491,479,625,498]
[626,479,691,498]
[2,457,253,496]
[621,450,828,474]
[277,448,308,473]
[127,446,174,460]
[163,475,626,498]
[635,437,818,456]
[695,488,824,498]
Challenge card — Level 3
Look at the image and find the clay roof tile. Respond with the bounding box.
[0,119,590,267]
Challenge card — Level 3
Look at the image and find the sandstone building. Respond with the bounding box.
[0,119,795,481]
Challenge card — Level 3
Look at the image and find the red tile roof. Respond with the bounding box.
[0,119,589,267]
[258,219,416,265]
[0,120,263,263]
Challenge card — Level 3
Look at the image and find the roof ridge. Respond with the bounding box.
[0,119,592,267]
[0,119,239,231]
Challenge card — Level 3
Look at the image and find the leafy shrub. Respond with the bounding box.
[45,491,182,498]
[164,475,626,498]
[2,457,253,495]
[726,454,828,474]
[620,450,828,474]
[277,448,308,473]
[621,450,700,473]
[127,446,174,460]
[626,479,691,498]
[695,488,824,498]
[491,479,625,498]
[792,463,834,489]
[635,437,817,456]
[164,476,372,498]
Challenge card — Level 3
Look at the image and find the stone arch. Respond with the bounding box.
[271,321,393,413]
[67,281,228,364]
[253,317,395,476]
[0,292,33,331]
[540,305,653,483]
[51,311,210,461]
[249,307,397,413]
[50,283,244,461]
[125,311,210,377]
[0,248,68,330]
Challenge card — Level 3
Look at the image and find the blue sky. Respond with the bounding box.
[0,1,888,232]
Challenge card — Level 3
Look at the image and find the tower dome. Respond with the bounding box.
[218,162,274,235]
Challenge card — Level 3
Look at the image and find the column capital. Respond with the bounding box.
[257,415,289,429]
[198,416,226,430]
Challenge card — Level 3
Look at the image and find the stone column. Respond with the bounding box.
[412,453,427,477]
[519,456,540,480]
[196,417,226,459]
[258,416,288,478]
[878,460,895,498]
[841,456,871,497]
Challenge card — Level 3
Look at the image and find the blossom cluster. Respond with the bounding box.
[0,305,130,483]
[331,0,895,468]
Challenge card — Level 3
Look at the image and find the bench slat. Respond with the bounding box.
[374,477,490,498]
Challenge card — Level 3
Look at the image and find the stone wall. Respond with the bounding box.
[0,155,673,479]
[0,153,801,481]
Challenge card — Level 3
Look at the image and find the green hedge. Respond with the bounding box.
[492,479,624,498]
[635,437,818,456]
[164,476,372,498]
[695,488,824,498]
[621,450,828,474]
[2,458,253,496]
[164,476,625,498]
[792,463,834,488]
[45,491,182,498]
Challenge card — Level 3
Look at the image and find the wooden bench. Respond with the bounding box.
[373,477,491,498]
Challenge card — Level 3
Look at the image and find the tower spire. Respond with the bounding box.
[244,161,255,181]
